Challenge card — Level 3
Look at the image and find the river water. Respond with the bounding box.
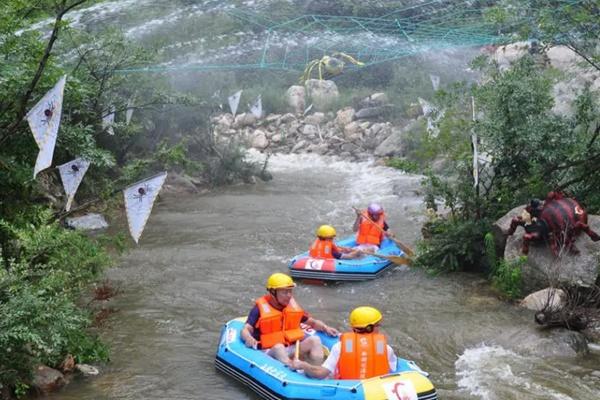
[34,1,600,398]
[47,153,600,400]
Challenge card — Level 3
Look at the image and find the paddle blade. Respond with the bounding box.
[387,255,412,266]
[294,340,300,360]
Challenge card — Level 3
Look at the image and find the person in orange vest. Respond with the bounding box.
[309,225,352,259]
[345,203,392,258]
[290,306,397,379]
[240,273,340,366]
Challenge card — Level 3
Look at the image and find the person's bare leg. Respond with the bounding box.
[300,336,324,364]
[267,343,292,366]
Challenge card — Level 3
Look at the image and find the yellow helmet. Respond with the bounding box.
[316,224,336,238]
[349,306,383,328]
[266,273,296,290]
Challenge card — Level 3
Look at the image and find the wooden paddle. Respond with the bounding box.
[352,206,415,257]
[368,252,412,266]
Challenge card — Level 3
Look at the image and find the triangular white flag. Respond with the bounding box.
[123,172,167,243]
[249,95,262,119]
[58,158,91,211]
[125,98,134,125]
[430,74,440,91]
[228,90,242,117]
[102,106,115,135]
[26,75,67,150]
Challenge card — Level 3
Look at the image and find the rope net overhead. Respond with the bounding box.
[118,0,587,74]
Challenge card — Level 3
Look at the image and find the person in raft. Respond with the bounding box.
[290,306,397,379]
[240,273,340,367]
[309,225,354,259]
[344,202,392,258]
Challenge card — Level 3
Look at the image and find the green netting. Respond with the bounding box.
[117,0,587,74]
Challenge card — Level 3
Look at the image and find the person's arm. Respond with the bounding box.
[305,316,339,337]
[240,323,259,348]
[290,359,331,379]
[352,213,362,232]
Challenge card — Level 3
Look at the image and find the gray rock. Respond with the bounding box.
[291,140,307,153]
[343,121,362,140]
[304,112,326,126]
[286,85,306,115]
[280,113,297,124]
[75,364,100,376]
[271,133,283,143]
[65,214,108,231]
[374,120,419,157]
[520,288,567,312]
[301,124,319,138]
[355,106,387,119]
[233,113,256,128]
[305,79,339,110]
[32,365,66,394]
[335,107,355,127]
[251,129,269,150]
[359,92,389,108]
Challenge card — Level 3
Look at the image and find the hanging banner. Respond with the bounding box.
[26,75,67,150]
[249,95,262,119]
[123,172,167,243]
[58,158,91,211]
[228,90,242,117]
[125,98,135,125]
[430,74,440,91]
[102,106,116,135]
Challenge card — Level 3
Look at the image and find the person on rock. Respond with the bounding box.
[240,273,339,366]
[290,306,397,379]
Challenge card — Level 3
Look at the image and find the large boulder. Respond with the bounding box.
[520,288,567,312]
[286,85,306,115]
[32,365,66,394]
[358,92,389,108]
[374,119,422,157]
[250,129,269,150]
[305,79,339,110]
[233,113,256,128]
[495,207,600,294]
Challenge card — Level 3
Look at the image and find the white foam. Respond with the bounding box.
[456,344,574,400]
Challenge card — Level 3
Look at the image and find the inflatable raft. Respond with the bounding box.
[215,318,437,400]
[288,237,404,281]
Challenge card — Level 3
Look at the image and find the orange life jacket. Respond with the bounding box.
[255,295,305,349]
[356,211,385,245]
[309,238,337,259]
[336,332,390,379]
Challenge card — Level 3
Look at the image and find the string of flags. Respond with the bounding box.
[249,95,262,119]
[25,76,165,243]
[228,90,242,117]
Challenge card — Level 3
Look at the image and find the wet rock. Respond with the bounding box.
[307,143,329,155]
[75,364,99,376]
[343,121,362,140]
[233,112,256,128]
[286,85,306,115]
[305,79,339,110]
[291,140,307,153]
[374,119,420,157]
[251,129,269,150]
[65,213,108,231]
[271,133,283,143]
[280,113,297,124]
[520,288,567,312]
[301,124,319,138]
[335,107,355,127]
[304,112,326,126]
[355,106,387,119]
[359,92,389,108]
[32,365,66,394]
[165,173,200,194]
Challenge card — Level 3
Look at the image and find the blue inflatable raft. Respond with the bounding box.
[215,318,437,400]
[288,237,404,281]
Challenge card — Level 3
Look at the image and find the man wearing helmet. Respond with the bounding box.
[345,202,391,258]
[309,225,352,259]
[290,306,397,379]
[240,273,339,366]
